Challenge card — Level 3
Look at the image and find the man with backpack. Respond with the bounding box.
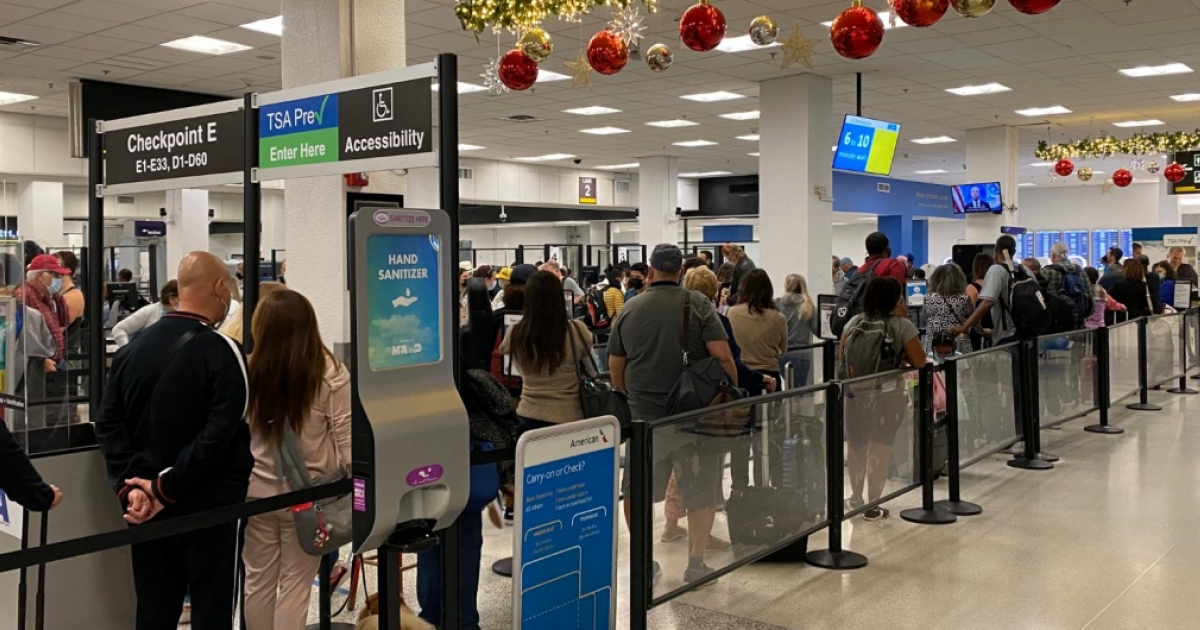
[830,232,908,337]
[1042,242,1093,330]
[951,234,1051,345]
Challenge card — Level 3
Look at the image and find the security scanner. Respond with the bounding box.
[349,206,470,555]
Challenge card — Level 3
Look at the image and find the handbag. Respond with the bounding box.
[665,296,747,420]
[568,321,631,429]
[276,425,353,556]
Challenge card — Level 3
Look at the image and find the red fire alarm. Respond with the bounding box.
[344,172,369,188]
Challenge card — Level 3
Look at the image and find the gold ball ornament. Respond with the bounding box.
[749,16,779,46]
[951,0,995,17]
[644,43,673,72]
[518,28,553,63]
[1147,161,1160,174]
[1077,167,1093,182]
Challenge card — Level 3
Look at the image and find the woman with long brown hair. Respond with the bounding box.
[242,289,351,630]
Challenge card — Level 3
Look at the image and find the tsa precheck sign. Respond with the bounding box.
[258,93,340,168]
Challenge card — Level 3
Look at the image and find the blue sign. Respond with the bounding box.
[906,280,927,307]
[1035,231,1062,258]
[134,220,166,237]
[515,417,619,630]
[1092,229,1120,266]
[1120,229,1133,258]
[259,94,340,138]
[365,232,442,371]
[1063,230,1088,261]
[832,115,900,176]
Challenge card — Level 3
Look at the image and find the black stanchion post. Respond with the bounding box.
[1009,340,1054,470]
[147,243,159,302]
[86,119,105,421]
[17,509,29,630]
[1086,326,1124,434]
[629,420,651,630]
[934,357,982,515]
[35,512,47,630]
[822,338,836,383]
[305,554,354,630]
[902,364,957,524]
[1169,314,1198,395]
[242,92,262,354]
[1029,337,1059,463]
[805,383,868,569]
[1128,318,1163,411]
[378,548,402,630]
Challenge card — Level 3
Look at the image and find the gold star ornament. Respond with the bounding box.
[780,24,819,70]
[564,50,593,90]
[1100,180,1113,195]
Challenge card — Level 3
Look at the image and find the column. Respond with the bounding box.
[636,156,678,248]
[964,126,1019,244]
[260,192,286,263]
[877,215,911,266]
[405,166,440,209]
[912,219,929,268]
[164,189,209,275]
[759,74,834,294]
[16,181,63,250]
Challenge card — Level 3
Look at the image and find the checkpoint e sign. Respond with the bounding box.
[104,110,244,187]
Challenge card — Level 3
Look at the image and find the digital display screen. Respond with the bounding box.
[1121,229,1133,259]
[832,115,901,176]
[1063,230,1089,262]
[1035,231,1062,258]
[366,233,442,371]
[1092,229,1119,266]
[1016,233,1034,261]
[952,182,1003,214]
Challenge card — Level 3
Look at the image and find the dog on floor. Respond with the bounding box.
[355,593,434,630]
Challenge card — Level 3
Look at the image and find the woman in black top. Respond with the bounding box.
[965,252,995,351]
[1108,259,1155,318]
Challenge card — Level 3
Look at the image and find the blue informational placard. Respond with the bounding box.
[832,116,901,176]
[1035,231,1062,258]
[365,232,442,370]
[514,417,620,630]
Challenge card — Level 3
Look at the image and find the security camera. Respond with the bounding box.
[159,208,167,218]
[499,209,508,223]
[573,158,582,165]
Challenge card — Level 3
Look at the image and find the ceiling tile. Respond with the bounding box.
[59,0,162,22]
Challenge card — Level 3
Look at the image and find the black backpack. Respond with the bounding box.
[583,286,611,329]
[1044,292,1077,333]
[1005,265,1052,338]
[830,259,883,338]
[1050,263,1093,323]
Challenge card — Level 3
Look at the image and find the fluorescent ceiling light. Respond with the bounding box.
[1018,182,1037,187]
[679,171,732,177]
[914,169,947,174]
[911,136,956,144]
[579,127,630,135]
[1119,63,1192,78]
[673,140,717,147]
[563,106,621,115]
[458,144,486,151]
[432,82,487,94]
[537,69,570,81]
[1113,119,1164,127]
[240,16,282,36]
[716,35,779,53]
[0,91,37,106]
[1015,105,1072,116]
[595,163,639,170]
[945,83,1011,96]
[720,110,760,121]
[161,35,252,55]
[513,153,576,162]
[680,91,745,102]
[822,14,906,29]
[748,152,760,157]
[1029,162,1054,167]
[646,119,698,128]
[736,134,760,141]
[1170,93,1200,102]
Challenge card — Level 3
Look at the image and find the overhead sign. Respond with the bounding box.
[514,416,620,630]
[134,220,166,238]
[1170,151,1200,195]
[579,177,597,204]
[102,100,244,194]
[256,64,436,181]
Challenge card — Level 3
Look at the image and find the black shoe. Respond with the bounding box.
[864,507,890,521]
[683,561,718,588]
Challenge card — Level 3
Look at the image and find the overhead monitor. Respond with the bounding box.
[952,182,1003,214]
[1035,231,1063,258]
[831,115,900,176]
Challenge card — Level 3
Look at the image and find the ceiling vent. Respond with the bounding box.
[877,182,891,193]
[615,181,630,193]
[116,195,136,205]
[0,35,41,52]
[500,114,543,123]
[458,168,474,180]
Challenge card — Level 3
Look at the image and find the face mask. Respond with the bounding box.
[628,278,644,290]
[215,286,231,327]
[48,277,63,295]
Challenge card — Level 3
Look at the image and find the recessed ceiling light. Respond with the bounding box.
[1170,93,1200,102]
[680,91,745,102]
[822,13,906,29]
[1029,162,1054,167]
[595,163,640,170]
[945,83,1011,96]
[914,169,947,174]
[579,127,630,135]
[720,110,760,121]
[1119,63,1192,77]
[736,134,759,141]
[1113,119,1164,127]
[0,91,37,106]
[537,69,570,81]
[673,140,718,147]
[911,136,956,144]
[563,106,621,115]
[458,144,486,151]
[161,35,252,55]
[716,35,780,53]
[240,16,282,36]
[432,82,487,94]
[1015,105,1072,116]
[1018,182,1037,187]
[748,152,760,157]
[513,153,577,162]
[646,119,699,128]
[679,171,732,177]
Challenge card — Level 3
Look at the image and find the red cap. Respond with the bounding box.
[27,254,70,276]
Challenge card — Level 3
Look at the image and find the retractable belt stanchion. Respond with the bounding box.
[1009,339,1054,470]
[805,382,868,570]
[902,365,957,525]
[934,357,982,515]
[1127,318,1163,411]
[1168,312,1198,395]
[1085,326,1124,435]
[628,420,652,630]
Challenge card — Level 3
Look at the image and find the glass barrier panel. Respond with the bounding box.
[1187,311,1199,370]
[1108,320,1141,404]
[1146,315,1183,386]
[841,370,918,512]
[954,344,1020,465]
[1036,330,1098,427]
[648,387,828,602]
[780,346,821,390]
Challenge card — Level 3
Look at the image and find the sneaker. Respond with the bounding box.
[652,561,663,586]
[846,497,865,512]
[683,561,718,588]
[706,535,732,550]
[864,507,890,521]
[660,523,687,543]
[503,506,514,526]
[179,602,191,625]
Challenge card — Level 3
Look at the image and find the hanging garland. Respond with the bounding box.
[1035,130,1200,161]
[456,0,656,34]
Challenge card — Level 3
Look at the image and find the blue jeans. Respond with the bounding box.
[416,491,492,630]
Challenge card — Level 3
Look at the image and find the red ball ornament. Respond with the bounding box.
[1054,158,1074,177]
[893,0,949,27]
[1008,0,1060,14]
[1165,162,1186,183]
[586,30,629,76]
[497,49,538,91]
[1113,168,1133,188]
[830,0,885,60]
[679,0,727,52]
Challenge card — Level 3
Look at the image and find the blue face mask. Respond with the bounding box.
[48,277,63,295]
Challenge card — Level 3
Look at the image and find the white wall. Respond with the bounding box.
[1017,183,1161,230]
[927,220,966,263]
[459,158,637,207]
[0,113,84,178]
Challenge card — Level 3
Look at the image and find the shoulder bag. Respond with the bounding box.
[276,423,353,556]
[666,295,748,433]
[568,321,631,430]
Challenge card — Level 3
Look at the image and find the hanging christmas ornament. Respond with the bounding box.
[749,15,779,46]
[1112,168,1133,187]
[1008,0,1059,14]
[830,0,885,60]
[608,6,648,48]
[893,0,949,26]
[1147,161,1161,174]
[497,49,538,91]
[644,43,673,72]
[1100,180,1114,195]
[679,0,727,52]
[951,0,995,17]
[1165,162,1186,183]
[1054,158,1074,177]
[780,23,820,70]
[587,29,629,75]
[518,28,553,63]
[481,57,510,95]
[1077,167,1093,182]
[564,49,594,90]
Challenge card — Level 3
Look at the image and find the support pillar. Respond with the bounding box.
[912,219,929,268]
[636,156,678,248]
[260,192,286,261]
[760,74,834,294]
[16,181,63,250]
[164,189,209,276]
[964,126,1019,244]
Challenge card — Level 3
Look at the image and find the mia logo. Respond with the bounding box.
[373,210,390,225]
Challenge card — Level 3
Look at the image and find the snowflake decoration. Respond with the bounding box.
[608,6,647,47]
[481,58,509,96]
[1130,155,1146,171]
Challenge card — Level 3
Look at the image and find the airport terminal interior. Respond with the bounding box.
[1,0,1200,629]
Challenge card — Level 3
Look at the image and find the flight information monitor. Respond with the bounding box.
[1035,231,1062,258]
[1063,230,1089,262]
[832,115,901,176]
